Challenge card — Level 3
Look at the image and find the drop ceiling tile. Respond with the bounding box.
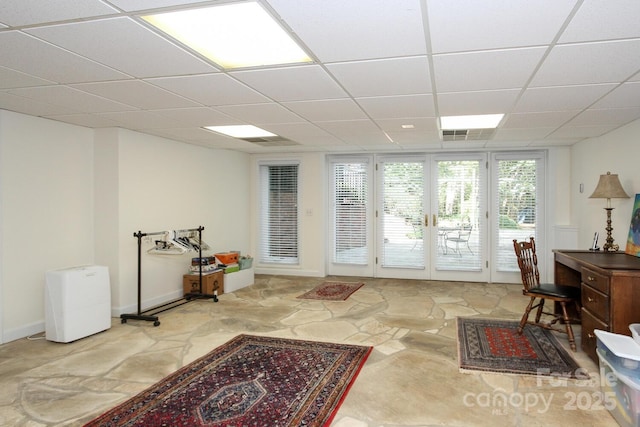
[147,74,269,105]
[502,111,579,128]
[43,113,123,128]
[71,80,199,110]
[437,89,520,116]
[565,107,640,127]
[0,91,77,116]
[106,0,210,12]
[513,84,617,113]
[530,40,640,87]
[283,99,367,122]
[386,129,441,144]
[312,121,377,138]
[357,95,435,119]
[26,17,216,78]
[560,0,640,43]
[264,123,344,146]
[493,128,556,140]
[547,124,618,139]
[268,0,426,62]
[0,0,117,27]
[427,0,576,53]
[0,66,54,89]
[0,31,129,83]
[150,107,240,127]
[97,110,185,129]
[592,82,640,108]
[216,103,305,125]
[327,57,431,97]
[374,117,439,133]
[231,65,346,102]
[8,85,138,113]
[433,48,546,92]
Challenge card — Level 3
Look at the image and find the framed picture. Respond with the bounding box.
[625,194,640,257]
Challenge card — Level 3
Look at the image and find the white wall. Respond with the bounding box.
[0,110,95,342]
[571,119,640,250]
[111,129,251,314]
[0,111,252,342]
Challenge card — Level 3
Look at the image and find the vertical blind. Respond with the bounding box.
[332,161,369,264]
[259,163,299,264]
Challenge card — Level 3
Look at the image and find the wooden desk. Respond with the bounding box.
[554,250,640,363]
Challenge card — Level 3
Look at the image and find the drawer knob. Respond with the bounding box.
[587,333,595,339]
[587,296,595,303]
[587,276,595,282]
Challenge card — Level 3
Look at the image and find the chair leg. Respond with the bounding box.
[559,302,577,351]
[518,297,536,334]
[535,299,545,323]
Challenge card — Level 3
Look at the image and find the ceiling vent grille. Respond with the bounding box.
[441,128,496,141]
[241,136,299,147]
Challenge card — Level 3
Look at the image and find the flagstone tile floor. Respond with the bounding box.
[0,275,619,427]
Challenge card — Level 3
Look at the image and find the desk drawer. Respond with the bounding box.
[581,284,609,322]
[581,307,608,363]
[581,267,609,294]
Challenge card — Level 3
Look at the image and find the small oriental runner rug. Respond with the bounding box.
[84,334,372,427]
[457,317,586,379]
[297,281,365,301]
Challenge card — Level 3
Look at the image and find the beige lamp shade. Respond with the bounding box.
[589,172,629,201]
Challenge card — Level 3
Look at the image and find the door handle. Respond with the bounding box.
[424,214,428,227]
[433,214,437,227]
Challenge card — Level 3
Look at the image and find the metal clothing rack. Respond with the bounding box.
[120,226,218,327]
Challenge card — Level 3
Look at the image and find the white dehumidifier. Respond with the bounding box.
[45,265,111,343]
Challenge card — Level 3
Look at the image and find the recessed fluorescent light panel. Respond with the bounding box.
[440,114,504,130]
[142,2,313,69]
[205,125,277,138]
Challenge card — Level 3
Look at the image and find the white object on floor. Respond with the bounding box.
[45,265,111,343]
[224,267,254,293]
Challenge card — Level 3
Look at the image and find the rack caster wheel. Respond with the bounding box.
[121,318,127,324]
[213,296,218,302]
[153,321,160,327]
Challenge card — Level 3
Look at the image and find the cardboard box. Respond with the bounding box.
[183,271,223,296]
[215,252,238,265]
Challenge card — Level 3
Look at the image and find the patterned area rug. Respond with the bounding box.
[84,335,372,427]
[457,317,587,378]
[297,281,365,301]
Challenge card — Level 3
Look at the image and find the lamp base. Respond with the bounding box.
[602,207,619,252]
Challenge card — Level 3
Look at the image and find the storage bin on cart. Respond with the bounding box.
[595,329,640,427]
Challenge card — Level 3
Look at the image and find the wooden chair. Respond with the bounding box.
[512,237,581,351]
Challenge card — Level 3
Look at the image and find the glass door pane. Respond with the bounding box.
[494,155,542,276]
[328,156,374,277]
[432,155,488,281]
[377,157,427,278]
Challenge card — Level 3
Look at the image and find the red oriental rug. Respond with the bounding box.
[297,281,365,301]
[84,335,372,427]
[457,317,587,378]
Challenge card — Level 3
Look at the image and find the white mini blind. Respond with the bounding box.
[332,161,369,264]
[259,163,299,264]
[495,157,539,272]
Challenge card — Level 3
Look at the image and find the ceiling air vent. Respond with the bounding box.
[241,136,299,147]
[441,128,496,141]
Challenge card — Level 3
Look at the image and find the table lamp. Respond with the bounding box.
[589,171,629,251]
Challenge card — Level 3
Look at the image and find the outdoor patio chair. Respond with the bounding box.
[512,237,581,351]
[444,223,473,255]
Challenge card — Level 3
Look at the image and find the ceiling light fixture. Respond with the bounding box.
[440,114,504,130]
[205,125,277,139]
[142,2,313,69]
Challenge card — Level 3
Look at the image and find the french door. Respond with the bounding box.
[328,154,489,281]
